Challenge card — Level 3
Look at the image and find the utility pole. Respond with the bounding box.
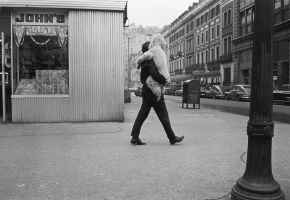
[231,0,284,199]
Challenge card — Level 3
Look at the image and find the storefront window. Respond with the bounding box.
[12,11,69,95]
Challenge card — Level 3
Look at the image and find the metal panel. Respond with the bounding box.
[12,96,70,122]
[0,0,127,11]
[68,10,124,121]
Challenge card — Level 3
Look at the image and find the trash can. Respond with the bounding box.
[182,79,200,109]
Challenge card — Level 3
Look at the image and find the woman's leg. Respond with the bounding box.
[130,98,152,139]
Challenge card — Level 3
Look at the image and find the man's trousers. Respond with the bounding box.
[131,86,176,142]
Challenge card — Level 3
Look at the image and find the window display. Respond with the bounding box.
[12,11,68,95]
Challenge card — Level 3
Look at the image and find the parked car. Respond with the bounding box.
[174,89,183,96]
[273,84,290,105]
[200,86,206,98]
[224,84,251,101]
[204,85,225,99]
[134,87,142,97]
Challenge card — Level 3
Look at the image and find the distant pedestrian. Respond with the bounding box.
[130,38,184,145]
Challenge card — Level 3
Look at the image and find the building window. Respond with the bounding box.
[240,7,254,36]
[216,5,220,15]
[205,12,208,22]
[191,39,194,52]
[206,50,209,63]
[224,38,228,55]
[241,12,246,35]
[13,12,69,95]
[211,8,215,18]
[190,21,194,30]
[211,27,215,40]
[211,48,215,61]
[240,0,255,9]
[206,30,209,42]
[228,9,232,24]
[284,0,290,6]
[228,36,232,54]
[275,0,282,9]
[216,46,220,59]
[246,9,252,33]
[202,32,204,44]
[216,24,220,37]
[224,12,228,26]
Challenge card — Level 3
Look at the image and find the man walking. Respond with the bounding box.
[130,41,184,145]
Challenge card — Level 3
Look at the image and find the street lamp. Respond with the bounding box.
[231,0,285,199]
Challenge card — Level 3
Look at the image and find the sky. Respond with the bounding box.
[127,0,199,27]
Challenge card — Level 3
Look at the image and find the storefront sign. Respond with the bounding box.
[13,11,68,47]
[14,12,67,25]
[14,25,67,36]
[26,26,59,36]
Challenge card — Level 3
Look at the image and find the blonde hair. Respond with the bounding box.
[149,34,167,51]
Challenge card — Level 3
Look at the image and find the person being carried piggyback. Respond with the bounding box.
[137,34,170,101]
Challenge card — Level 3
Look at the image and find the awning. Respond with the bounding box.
[192,70,220,77]
[170,74,193,82]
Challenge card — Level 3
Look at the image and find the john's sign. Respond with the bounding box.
[14,12,67,25]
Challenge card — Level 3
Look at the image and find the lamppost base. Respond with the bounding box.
[231,178,285,200]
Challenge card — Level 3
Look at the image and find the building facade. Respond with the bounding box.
[232,0,255,84]
[233,0,290,88]
[220,0,235,86]
[164,0,223,88]
[193,0,221,85]
[163,3,198,89]
[163,0,290,91]
[273,0,290,89]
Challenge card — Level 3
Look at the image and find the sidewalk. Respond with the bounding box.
[0,96,289,200]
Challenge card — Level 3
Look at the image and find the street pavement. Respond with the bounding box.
[0,95,289,200]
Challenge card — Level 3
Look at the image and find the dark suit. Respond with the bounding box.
[131,60,176,142]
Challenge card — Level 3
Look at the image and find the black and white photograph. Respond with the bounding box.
[0,0,289,199]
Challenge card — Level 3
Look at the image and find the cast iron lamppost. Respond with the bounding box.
[231,0,285,199]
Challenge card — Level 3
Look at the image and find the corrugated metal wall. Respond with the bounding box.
[68,10,124,122]
[12,10,124,122]
[12,96,70,122]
